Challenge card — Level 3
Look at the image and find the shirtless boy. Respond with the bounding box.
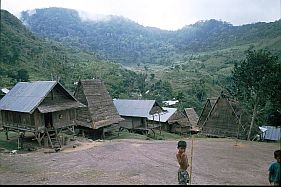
[176,140,189,185]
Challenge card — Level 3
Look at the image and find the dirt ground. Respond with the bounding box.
[0,137,279,185]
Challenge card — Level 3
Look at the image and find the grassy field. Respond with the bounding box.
[0,131,20,151]
[0,130,49,152]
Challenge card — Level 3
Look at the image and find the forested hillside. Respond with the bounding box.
[20,7,175,65]
[20,7,281,65]
[0,10,151,99]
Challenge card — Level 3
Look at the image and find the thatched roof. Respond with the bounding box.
[74,79,124,129]
[197,97,218,128]
[184,108,199,126]
[184,108,199,131]
[168,110,190,127]
[199,92,254,139]
[209,97,218,107]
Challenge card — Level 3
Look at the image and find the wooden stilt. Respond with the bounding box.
[189,132,194,185]
[54,129,62,147]
[46,130,54,148]
[72,126,75,140]
[5,127,9,140]
[102,128,105,140]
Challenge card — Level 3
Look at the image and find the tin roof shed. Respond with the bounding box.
[0,81,85,114]
[260,125,281,141]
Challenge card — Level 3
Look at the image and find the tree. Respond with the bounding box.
[231,49,280,140]
[17,69,29,82]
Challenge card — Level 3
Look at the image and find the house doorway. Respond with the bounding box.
[44,113,53,128]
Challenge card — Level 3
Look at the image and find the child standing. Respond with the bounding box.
[268,150,281,186]
[176,140,189,185]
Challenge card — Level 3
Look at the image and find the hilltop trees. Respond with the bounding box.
[231,49,281,140]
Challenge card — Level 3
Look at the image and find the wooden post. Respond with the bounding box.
[153,115,155,138]
[189,134,194,185]
[72,126,75,140]
[5,127,9,140]
[235,114,241,146]
[158,112,161,135]
[17,137,20,150]
[102,128,105,140]
[46,130,54,148]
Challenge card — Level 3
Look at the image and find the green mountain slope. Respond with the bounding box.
[20,7,281,66]
[20,7,175,65]
[0,10,148,98]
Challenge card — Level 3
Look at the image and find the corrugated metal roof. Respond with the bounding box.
[260,125,281,141]
[0,81,57,113]
[113,99,156,118]
[147,107,177,122]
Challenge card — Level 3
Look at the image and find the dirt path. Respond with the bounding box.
[0,138,279,185]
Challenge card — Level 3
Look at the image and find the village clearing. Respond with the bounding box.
[0,131,279,185]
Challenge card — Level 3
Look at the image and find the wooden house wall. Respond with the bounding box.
[1,109,76,132]
[148,121,169,131]
[201,98,239,137]
[1,110,38,131]
[41,86,70,104]
[159,122,169,131]
[170,123,191,134]
[52,109,76,128]
[162,123,170,131]
[119,116,144,129]
[33,110,44,129]
[0,111,2,128]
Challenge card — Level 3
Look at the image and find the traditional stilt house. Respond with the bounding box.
[0,81,85,148]
[184,108,200,133]
[74,79,124,139]
[148,107,192,135]
[198,92,252,139]
[113,99,163,134]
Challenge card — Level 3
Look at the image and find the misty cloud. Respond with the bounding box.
[2,0,280,30]
[77,10,112,23]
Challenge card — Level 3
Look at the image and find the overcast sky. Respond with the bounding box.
[2,0,281,30]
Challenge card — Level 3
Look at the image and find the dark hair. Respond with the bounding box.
[177,140,187,148]
[274,150,281,159]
